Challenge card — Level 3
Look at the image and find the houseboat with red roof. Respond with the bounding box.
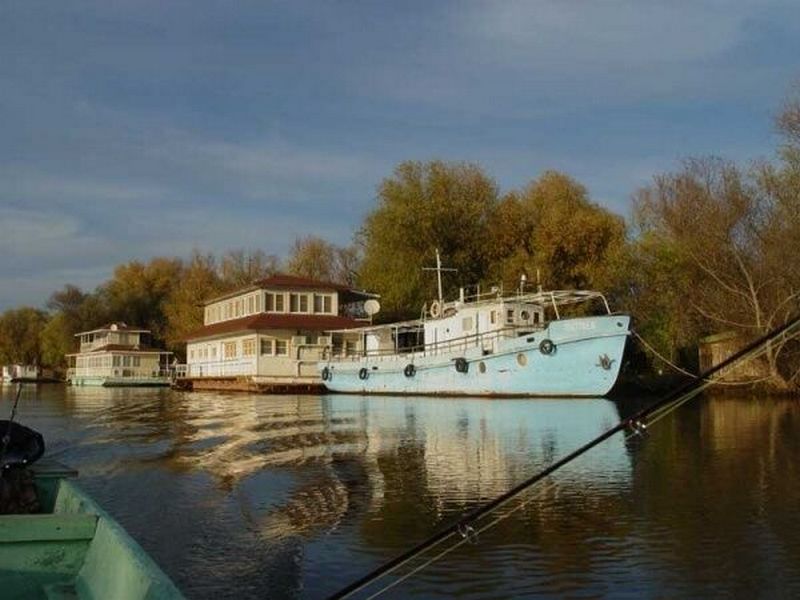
[180,274,374,392]
[66,323,173,386]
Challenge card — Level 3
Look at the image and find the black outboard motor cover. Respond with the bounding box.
[0,421,45,469]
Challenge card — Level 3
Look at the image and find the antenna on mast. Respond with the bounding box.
[422,249,457,306]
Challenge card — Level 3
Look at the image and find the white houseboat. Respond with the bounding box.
[66,323,172,387]
[320,253,630,397]
[181,274,374,391]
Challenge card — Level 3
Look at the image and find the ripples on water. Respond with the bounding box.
[2,384,799,599]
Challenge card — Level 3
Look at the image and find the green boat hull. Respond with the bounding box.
[0,462,183,599]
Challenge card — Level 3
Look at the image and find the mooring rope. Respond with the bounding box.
[631,329,781,387]
[327,314,800,600]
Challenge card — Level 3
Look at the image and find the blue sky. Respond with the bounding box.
[2,1,799,310]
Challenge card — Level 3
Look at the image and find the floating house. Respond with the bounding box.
[1,364,58,383]
[66,323,172,386]
[179,274,373,392]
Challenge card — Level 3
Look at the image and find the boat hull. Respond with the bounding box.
[322,315,630,397]
[0,462,183,599]
[68,376,171,387]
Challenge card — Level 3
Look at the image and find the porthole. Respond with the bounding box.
[517,353,528,367]
[520,310,530,321]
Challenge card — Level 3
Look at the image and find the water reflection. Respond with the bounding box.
[1,386,799,599]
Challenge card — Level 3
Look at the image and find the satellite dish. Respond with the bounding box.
[364,299,381,316]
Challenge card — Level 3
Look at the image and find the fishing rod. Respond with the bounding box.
[328,314,800,600]
[0,384,24,470]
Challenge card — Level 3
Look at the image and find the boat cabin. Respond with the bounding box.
[334,289,610,358]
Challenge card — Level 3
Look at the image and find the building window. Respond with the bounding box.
[113,355,121,367]
[275,340,288,356]
[289,294,299,313]
[267,292,284,312]
[265,293,274,311]
[260,339,274,355]
[133,356,141,367]
[224,342,237,359]
[211,346,217,358]
[255,294,262,313]
[242,338,256,356]
[247,296,254,314]
[299,294,309,312]
[490,311,496,325]
[314,294,333,314]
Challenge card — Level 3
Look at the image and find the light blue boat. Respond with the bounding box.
[320,285,630,397]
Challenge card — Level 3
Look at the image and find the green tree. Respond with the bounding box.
[358,160,499,319]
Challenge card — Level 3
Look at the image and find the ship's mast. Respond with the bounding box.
[423,249,457,306]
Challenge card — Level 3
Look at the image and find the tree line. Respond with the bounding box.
[2,91,799,389]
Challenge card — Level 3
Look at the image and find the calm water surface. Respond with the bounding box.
[2,385,799,599]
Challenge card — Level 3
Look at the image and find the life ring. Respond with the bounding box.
[404,363,416,377]
[430,301,441,318]
[454,357,469,373]
[321,367,331,381]
[358,367,369,380]
[539,339,555,355]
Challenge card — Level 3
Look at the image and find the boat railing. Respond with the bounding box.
[66,367,170,380]
[330,325,542,362]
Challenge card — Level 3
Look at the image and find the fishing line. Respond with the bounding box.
[328,314,800,600]
[0,384,24,468]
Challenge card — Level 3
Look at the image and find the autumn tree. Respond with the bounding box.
[358,160,499,320]
[99,257,183,345]
[633,157,800,388]
[0,307,48,365]
[163,252,223,353]
[286,235,360,285]
[219,249,280,288]
[487,171,627,293]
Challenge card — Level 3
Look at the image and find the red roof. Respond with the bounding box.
[184,313,365,341]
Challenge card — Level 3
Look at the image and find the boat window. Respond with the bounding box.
[506,309,515,324]
[490,311,496,325]
[345,340,357,356]
[275,340,288,356]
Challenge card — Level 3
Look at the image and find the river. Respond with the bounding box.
[2,385,799,599]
